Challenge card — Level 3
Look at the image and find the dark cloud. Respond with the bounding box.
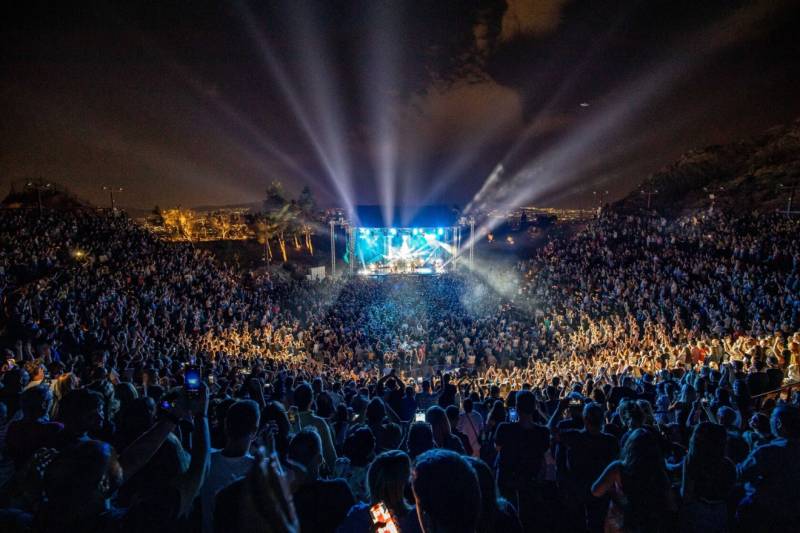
[1,0,799,209]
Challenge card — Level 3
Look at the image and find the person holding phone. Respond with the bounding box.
[337,450,422,533]
[34,383,210,532]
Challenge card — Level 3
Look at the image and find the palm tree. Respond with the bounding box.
[255,218,276,261]
[297,186,318,255]
[260,181,291,262]
[257,204,294,262]
[259,181,319,261]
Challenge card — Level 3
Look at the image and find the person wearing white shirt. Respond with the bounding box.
[457,398,484,458]
[201,399,259,533]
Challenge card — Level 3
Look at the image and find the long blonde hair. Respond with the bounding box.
[50,372,79,419]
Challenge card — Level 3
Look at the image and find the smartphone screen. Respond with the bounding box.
[369,502,400,533]
[185,365,201,392]
[508,407,519,423]
[414,410,426,422]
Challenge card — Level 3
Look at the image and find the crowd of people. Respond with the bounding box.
[0,205,799,532]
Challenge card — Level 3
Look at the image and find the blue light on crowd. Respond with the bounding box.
[389,228,397,235]
[437,228,444,236]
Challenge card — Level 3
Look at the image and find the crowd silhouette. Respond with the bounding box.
[0,206,799,532]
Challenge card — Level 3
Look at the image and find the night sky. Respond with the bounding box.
[2,0,799,210]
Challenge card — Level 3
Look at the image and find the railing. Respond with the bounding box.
[752,380,800,404]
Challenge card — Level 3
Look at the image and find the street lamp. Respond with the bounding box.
[329,219,336,277]
[102,186,124,211]
[640,187,658,210]
[25,180,52,216]
[703,186,724,210]
[592,190,609,216]
[778,183,797,215]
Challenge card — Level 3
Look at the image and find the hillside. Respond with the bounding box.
[617,118,800,213]
[1,182,89,210]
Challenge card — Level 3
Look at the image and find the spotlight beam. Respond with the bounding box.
[237,1,355,217]
[464,2,777,221]
[285,1,356,218]
[363,1,401,227]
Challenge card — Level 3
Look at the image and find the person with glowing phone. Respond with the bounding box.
[337,450,423,533]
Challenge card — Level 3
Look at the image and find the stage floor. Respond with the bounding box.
[358,266,438,276]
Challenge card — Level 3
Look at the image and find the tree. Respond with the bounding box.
[257,204,295,263]
[296,186,318,255]
[298,185,317,214]
[152,205,164,226]
[161,208,196,241]
[263,181,287,213]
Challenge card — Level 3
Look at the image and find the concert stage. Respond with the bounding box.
[328,205,475,276]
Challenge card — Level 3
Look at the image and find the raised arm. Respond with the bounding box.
[175,383,211,517]
[591,461,620,498]
[119,418,180,483]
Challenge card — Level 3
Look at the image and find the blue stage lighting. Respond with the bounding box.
[412,228,419,235]
[389,228,397,235]
[437,228,444,236]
